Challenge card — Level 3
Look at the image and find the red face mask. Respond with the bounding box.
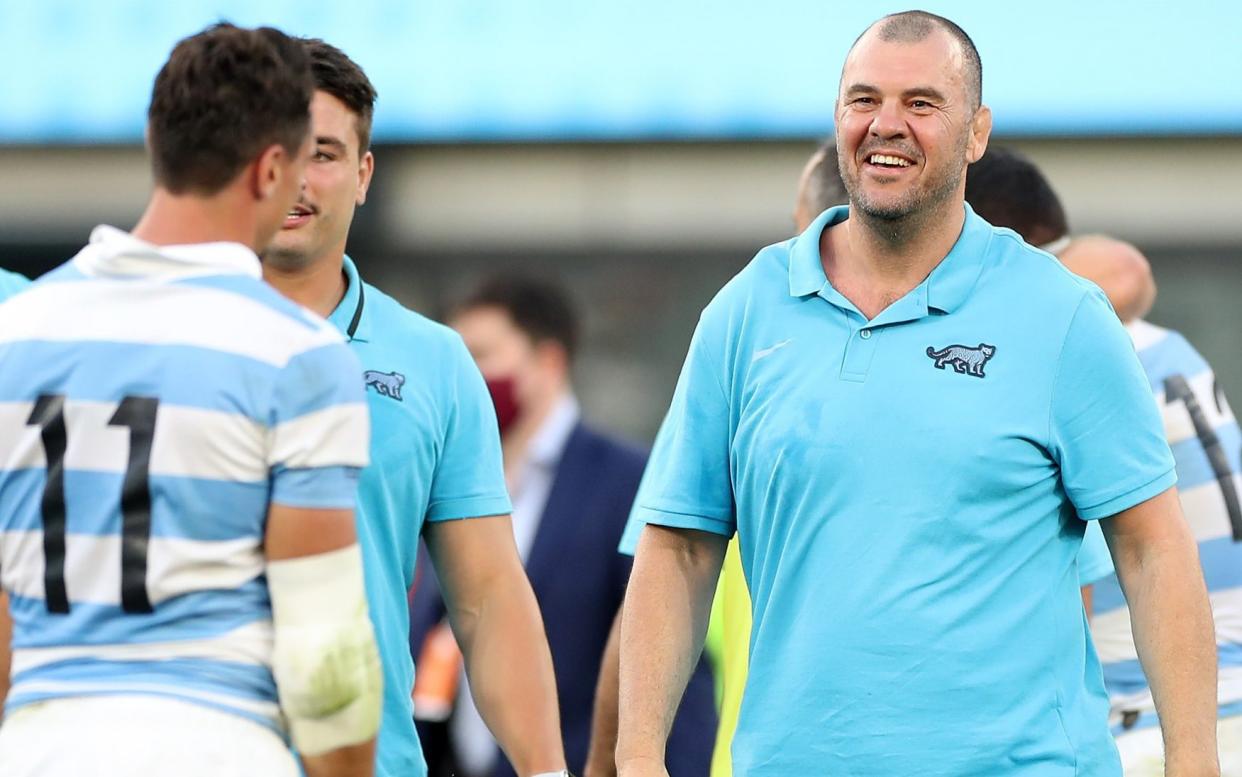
[485,377,522,435]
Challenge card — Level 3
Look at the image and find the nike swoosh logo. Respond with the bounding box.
[752,338,793,363]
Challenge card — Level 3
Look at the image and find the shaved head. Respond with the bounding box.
[851,11,982,109]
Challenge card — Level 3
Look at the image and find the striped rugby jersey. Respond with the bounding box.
[0,226,369,733]
[1089,319,1242,724]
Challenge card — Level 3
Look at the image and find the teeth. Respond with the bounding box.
[869,154,912,167]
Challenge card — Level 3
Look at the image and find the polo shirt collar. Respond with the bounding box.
[74,225,261,279]
[786,203,992,316]
[788,206,848,298]
[924,204,991,314]
[327,254,371,342]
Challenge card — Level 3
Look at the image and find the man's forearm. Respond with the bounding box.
[1121,542,1217,769]
[616,526,726,774]
[426,516,566,776]
[458,573,565,776]
[1106,491,1219,774]
[584,610,624,777]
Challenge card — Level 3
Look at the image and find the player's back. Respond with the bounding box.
[0,227,354,735]
[1090,319,1242,723]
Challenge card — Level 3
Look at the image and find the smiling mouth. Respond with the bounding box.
[282,204,316,228]
[866,153,914,168]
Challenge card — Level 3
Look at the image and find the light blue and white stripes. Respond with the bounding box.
[0,227,369,733]
[1089,319,1242,725]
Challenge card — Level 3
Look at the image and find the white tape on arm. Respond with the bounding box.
[267,543,382,757]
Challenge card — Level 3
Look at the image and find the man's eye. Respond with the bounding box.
[313,151,335,161]
[852,97,875,105]
[911,100,931,109]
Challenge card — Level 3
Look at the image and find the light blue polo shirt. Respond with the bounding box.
[328,256,512,777]
[0,268,30,301]
[632,205,1175,776]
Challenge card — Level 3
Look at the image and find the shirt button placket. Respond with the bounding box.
[840,327,880,382]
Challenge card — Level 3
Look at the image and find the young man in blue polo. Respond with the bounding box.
[615,11,1219,777]
[260,39,569,777]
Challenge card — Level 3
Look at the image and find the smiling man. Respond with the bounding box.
[261,39,568,777]
[615,11,1218,777]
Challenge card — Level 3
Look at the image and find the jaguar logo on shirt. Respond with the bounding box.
[926,343,996,378]
[364,369,406,401]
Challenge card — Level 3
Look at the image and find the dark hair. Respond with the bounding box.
[456,275,579,362]
[965,146,1069,246]
[804,139,849,214]
[859,11,983,109]
[147,23,313,195]
[301,38,378,153]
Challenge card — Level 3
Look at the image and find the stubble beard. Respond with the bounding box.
[260,234,317,273]
[840,136,970,246]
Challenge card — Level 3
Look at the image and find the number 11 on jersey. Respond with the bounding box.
[26,394,159,614]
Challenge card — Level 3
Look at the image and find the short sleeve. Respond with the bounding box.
[630,315,735,537]
[425,335,512,522]
[1050,290,1176,520]
[268,341,370,509]
[1077,519,1115,586]
[617,507,644,556]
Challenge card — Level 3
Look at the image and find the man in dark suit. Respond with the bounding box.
[409,275,716,777]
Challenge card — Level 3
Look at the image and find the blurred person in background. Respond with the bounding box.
[588,140,846,777]
[616,11,1218,776]
[0,23,380,777]
[260,39,568,777]
[966,145,1242,776]
[0,269,29,302]
[409,274,716,777]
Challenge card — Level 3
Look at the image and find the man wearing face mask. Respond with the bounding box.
[409,274,716,777]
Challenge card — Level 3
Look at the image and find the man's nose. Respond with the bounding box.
[869,99,907,139]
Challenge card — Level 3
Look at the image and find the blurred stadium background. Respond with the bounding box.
[2,0,1240,440]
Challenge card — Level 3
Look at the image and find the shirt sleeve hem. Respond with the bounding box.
[425,495,513,523]
[1076,469,1177,520]
[634,505,735,538]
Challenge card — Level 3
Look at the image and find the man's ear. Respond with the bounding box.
[356,149,376,206]
[251,143,286,201]
[967,104,993,164]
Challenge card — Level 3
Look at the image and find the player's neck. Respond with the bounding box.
[822,200,965,319]
[132,190,259,252]
[263,253,349,319]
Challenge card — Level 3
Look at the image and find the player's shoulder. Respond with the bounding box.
[697,238,798,331]
[985,226,1101,304]
[1127,319,1211,379]
[361,280,471,361]
[178,273,348,355]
